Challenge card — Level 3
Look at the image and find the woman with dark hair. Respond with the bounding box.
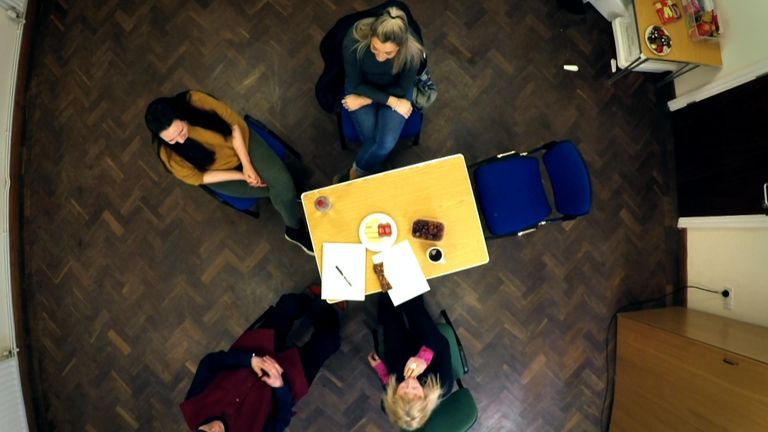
[337,5,426,181]
[145,90,313,255]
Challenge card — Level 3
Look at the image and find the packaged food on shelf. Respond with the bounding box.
[682,0,721,41]
[654,0,681,25]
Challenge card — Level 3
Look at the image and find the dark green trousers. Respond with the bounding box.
[207,132,301,229]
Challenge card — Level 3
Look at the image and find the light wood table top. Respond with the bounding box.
[301,154,489,296]
[633,0,722,66]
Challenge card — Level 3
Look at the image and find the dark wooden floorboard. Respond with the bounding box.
[21,1,679,431]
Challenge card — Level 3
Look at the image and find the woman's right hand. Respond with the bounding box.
[242,164,266,187]
[342,94,371,112]
[368,352,383,368]
[251,355,284,387]
[403,356,427,378]
[393,98,412,119]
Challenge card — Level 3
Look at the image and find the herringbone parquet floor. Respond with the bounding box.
[20,0,680,431]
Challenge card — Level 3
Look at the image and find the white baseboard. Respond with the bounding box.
[678,215,768,229]
[668,59,768,111]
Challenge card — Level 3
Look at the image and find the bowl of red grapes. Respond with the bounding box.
[411,219,445,242]
[646,25,672,56]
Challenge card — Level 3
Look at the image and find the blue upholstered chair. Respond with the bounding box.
[337,107,423,150]
[200,115,301,219]
[372,309,478,432]
[470,140,592,239]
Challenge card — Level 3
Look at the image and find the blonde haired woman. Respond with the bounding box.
[368,295,453,430]
[338,5,426,181]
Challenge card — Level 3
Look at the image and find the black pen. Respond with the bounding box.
[335,265,352,287]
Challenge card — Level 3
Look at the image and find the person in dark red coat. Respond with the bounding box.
[180,291,341,432]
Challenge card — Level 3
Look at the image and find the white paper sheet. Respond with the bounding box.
[321,243,366,301]
[372,240,430,306]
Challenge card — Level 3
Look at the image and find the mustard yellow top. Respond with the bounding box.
[159,91,249,185]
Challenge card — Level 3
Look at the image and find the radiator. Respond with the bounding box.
[0,0,26,15]
[0,356,29,431]
[0,1,28,430]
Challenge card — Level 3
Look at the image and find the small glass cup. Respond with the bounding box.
[426,246,445,264]
[314,195,331,212]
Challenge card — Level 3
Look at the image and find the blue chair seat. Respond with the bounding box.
[474,156,552,236]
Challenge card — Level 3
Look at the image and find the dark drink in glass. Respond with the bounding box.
[427,247,444,263]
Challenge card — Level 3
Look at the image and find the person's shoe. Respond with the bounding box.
[285,226,315,256]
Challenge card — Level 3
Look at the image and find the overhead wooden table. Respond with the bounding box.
[634,0,721,66]
[301,154,489,296]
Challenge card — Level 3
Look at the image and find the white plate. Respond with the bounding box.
[645,25,672,56]
[358,213,398,252]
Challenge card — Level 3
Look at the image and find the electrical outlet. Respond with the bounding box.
[723,287,734,310]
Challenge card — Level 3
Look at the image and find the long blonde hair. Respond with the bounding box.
[352,6,425,74]
[382,374,442,430]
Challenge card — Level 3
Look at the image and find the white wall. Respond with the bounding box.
[588,0,631,20]
[670,0,768,109]
[686,228,768,327]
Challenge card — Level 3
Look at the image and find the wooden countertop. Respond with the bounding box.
[633,0,722,66]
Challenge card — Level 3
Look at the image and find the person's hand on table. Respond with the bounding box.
[403,356,427,378]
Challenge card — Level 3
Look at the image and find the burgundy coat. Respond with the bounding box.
[180,329,309,431]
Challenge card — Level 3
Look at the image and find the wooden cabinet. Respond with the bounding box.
[611,307,768,431]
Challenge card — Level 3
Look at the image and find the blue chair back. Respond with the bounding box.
[246,115,288,160]
[542,140,592,218]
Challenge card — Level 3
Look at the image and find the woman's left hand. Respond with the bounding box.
[393,98,413,119]
[403,356,427,378]
[243,164,266,187]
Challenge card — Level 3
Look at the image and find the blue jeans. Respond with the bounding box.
[346,94,407,175]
